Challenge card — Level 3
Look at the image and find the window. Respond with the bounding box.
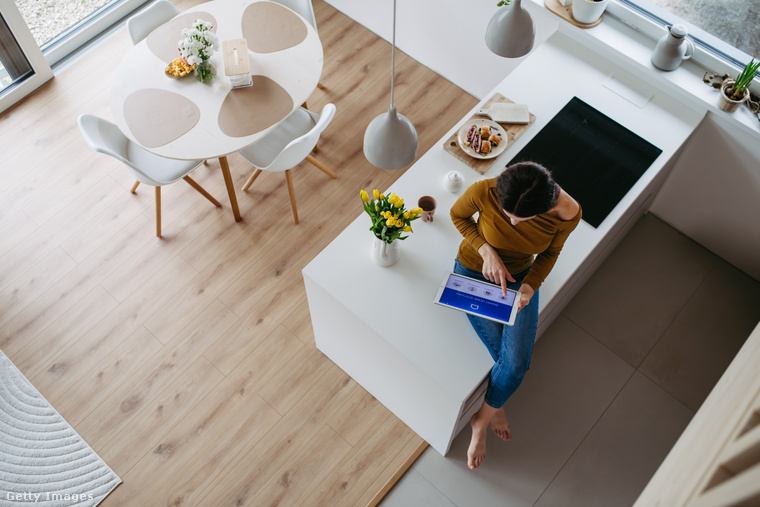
[13,0,149,67]
[608,0,759,79]
[0,11,34,90]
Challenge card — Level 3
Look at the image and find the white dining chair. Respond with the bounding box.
[77,114,221,238]
[272,0,316,30]
[238,104,337,225]
[272,0,325,91]
[126,0,180,45]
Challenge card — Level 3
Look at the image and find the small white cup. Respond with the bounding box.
[443,171,465,193]
[571,0,608,24]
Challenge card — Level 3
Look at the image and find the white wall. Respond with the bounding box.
[650,113,760,280]
[322,0,559,99]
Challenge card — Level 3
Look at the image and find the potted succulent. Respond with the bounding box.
[718,58,759,112]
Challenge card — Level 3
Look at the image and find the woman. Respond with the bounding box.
[450,161,581,470]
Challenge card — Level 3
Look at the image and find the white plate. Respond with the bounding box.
[456,119,508,160]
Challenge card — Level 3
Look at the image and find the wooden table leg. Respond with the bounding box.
[218,155,241,222]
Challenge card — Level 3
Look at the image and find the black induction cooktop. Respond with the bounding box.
[507,97,662,228]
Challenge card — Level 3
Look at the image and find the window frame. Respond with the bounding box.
[605,0,759,91]
[42,0,150,67]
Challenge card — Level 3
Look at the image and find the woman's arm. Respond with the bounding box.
[522,215,581,291]
[450,182,487,253]
[452,181,516,291]
[478,242,516,291]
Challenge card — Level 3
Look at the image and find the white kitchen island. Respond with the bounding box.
[302,27,703,455]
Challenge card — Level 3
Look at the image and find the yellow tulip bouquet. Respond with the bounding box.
[360,189,423,244]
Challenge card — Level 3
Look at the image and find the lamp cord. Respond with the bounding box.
[390,0,396,108]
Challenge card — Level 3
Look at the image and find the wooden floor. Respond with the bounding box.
[0,1,476,505]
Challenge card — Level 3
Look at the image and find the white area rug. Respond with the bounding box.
[0,351,121,506]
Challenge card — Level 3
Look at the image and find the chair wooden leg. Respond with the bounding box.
[316,82,325,90]
[130,181,140,193]
[183,176,221,207]
[284,170,299,225]
[155,186,162,238]
[241,168,263,191]
[218,155,241,222]
[306,154,337,178]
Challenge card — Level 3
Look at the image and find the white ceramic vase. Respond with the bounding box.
[571,0,608,25]
[371,237,400,267]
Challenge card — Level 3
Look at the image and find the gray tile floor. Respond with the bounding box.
[381,213,760,507]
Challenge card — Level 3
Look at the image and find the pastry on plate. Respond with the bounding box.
[471,133,481,153]
[465,125,478,146]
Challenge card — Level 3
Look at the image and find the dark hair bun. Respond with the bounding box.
[496,162,559,218]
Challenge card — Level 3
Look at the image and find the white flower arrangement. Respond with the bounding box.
[178,19,220,66]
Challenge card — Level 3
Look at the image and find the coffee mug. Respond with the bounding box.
[418,196,437,223]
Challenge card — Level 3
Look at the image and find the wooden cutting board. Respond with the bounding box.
[442,93,536,175]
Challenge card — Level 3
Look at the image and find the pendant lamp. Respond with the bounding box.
[363,0,418,170]
[485,0,535,58]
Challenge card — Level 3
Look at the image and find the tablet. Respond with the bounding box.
[433,272,521,326]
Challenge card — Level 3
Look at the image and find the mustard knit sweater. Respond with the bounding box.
[450,178,582,291]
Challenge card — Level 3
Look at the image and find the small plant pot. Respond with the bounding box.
[718,80,749,112]
[571,0,608,25]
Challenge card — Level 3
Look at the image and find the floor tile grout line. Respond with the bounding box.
[559,250,718,373]
[632,255,720,369]
[560,311,640,369]
[636,367,698,416]
[399,463,460,507]
[532,368,638,507]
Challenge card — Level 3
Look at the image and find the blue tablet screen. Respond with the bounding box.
[438,273,517,323]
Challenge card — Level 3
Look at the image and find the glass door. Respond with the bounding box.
[16,0,115,50]
[1,0,149,113]
[18,0,149,67]
[0,0,53,114]
[0,12,33,88]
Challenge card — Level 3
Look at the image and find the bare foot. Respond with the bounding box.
[467,413,488,470]
[490,408,512,441]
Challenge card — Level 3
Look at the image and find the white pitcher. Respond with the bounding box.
[651,24,695,71]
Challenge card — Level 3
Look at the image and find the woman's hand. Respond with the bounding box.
[478,243,515,296]
[516,283,535,312]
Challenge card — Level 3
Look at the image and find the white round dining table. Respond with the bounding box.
[110,0,324,221]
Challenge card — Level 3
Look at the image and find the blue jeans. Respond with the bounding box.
[453,258,539,409]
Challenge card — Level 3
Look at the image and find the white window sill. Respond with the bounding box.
[528,0,760,137]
